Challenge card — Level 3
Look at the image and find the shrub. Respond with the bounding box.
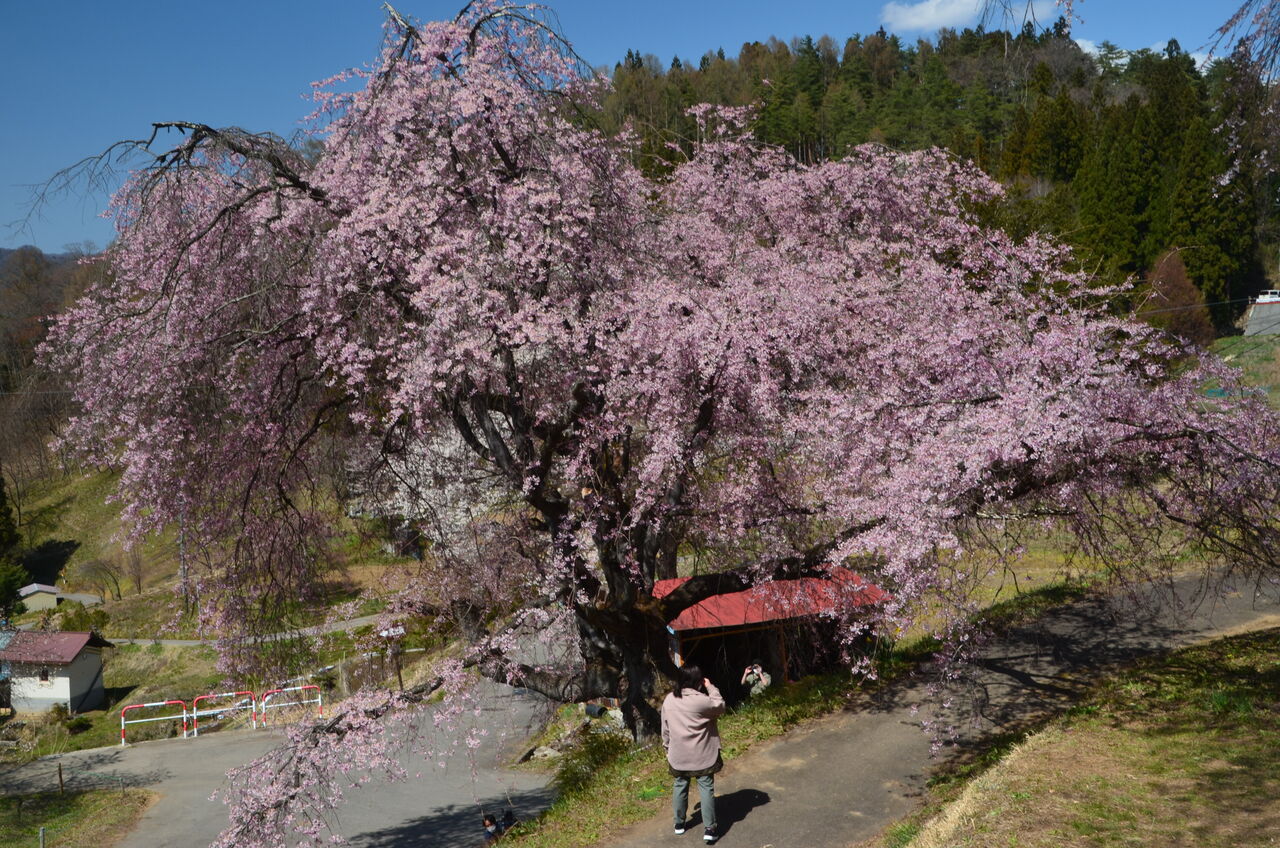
[58,601,109,633]
[65,716,93,735]
[551,724,634,796]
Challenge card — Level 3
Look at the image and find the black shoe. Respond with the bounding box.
[703,827,718,844]
[674,822,686,835]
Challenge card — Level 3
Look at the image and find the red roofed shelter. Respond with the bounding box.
[652,568,887,702]
[0,630,114,714]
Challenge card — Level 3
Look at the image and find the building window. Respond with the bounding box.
[39,667,49,683]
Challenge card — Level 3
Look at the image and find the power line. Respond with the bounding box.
[0,389,73,396]
[1137,296,1251,315]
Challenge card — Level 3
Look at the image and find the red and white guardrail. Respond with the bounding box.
[190,690,258,736]
[120,699,189,746]
[258,685,323,722]
[119,685,325,746]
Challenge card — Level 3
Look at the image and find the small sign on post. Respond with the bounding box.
[378,626,407,691]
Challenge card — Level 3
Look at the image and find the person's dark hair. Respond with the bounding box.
[674,664,707,697]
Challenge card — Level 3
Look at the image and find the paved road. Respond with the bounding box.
[2,681,554,848]
[604,576,1280,848]
[107,613,385,647]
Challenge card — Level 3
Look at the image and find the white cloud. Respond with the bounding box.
[1075,38,1099,56]
[880,0,982,33]
[880,0,1059,35]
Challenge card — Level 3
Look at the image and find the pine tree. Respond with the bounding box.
[0,557,26,620]
[1026,88,1086,183]
[0,475,24,620]
[1165,116,1257,323]
[1076,103,1145,273]
[1000,104,1031,180]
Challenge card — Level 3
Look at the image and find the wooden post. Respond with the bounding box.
[57,763,64,794]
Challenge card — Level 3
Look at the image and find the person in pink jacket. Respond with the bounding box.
[661,664,726,843]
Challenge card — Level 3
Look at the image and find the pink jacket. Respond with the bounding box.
[661,681,726,772]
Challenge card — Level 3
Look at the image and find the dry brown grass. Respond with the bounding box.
[908,720,1280,847]
[0,788,156,848]
[868,628,1280,848]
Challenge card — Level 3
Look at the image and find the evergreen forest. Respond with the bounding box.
[598,20,1276,334]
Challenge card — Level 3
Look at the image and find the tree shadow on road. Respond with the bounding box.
[838,585,1248,769]
[0,747,170,796]
[345,786,553,848]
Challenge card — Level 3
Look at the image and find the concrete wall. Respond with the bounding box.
[9,662,70,713]
[21,592,59,611]
[67,648,106,712]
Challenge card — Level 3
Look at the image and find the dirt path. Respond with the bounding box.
[602,577,1280,847]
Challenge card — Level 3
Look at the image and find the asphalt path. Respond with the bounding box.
[1,680,555,848]
[106,613,385,647]
[605,575,1280,848]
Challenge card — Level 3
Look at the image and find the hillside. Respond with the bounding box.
[865,626,1280,848]
[13,467,405,639]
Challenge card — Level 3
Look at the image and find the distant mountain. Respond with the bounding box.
[0,245,82,266]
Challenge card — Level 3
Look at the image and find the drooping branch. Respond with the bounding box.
[145,122,329,205]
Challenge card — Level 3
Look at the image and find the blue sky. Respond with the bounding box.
[1,0,1240,253]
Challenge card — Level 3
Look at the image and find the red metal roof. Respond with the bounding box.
[652,567,888,632]
[0,631,113,665]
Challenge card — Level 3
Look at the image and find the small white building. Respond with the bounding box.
[0,631,114,714]
[15,584,103,613]
[17,583,61,612]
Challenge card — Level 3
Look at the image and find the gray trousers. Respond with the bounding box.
[672,773,716,830]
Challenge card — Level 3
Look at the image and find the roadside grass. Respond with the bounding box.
[860,626,1280,848]
[96,589,201,639]
[14,469,405,639]
[974,579,1096,634]
[898,527,1108,646]
[1212,335,1280,404]
[0,788,155,848]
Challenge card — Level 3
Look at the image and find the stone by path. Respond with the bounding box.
[601,577,1280,848]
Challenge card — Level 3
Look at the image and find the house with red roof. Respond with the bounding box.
[652,567,887,701]
[0,630,114,714]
